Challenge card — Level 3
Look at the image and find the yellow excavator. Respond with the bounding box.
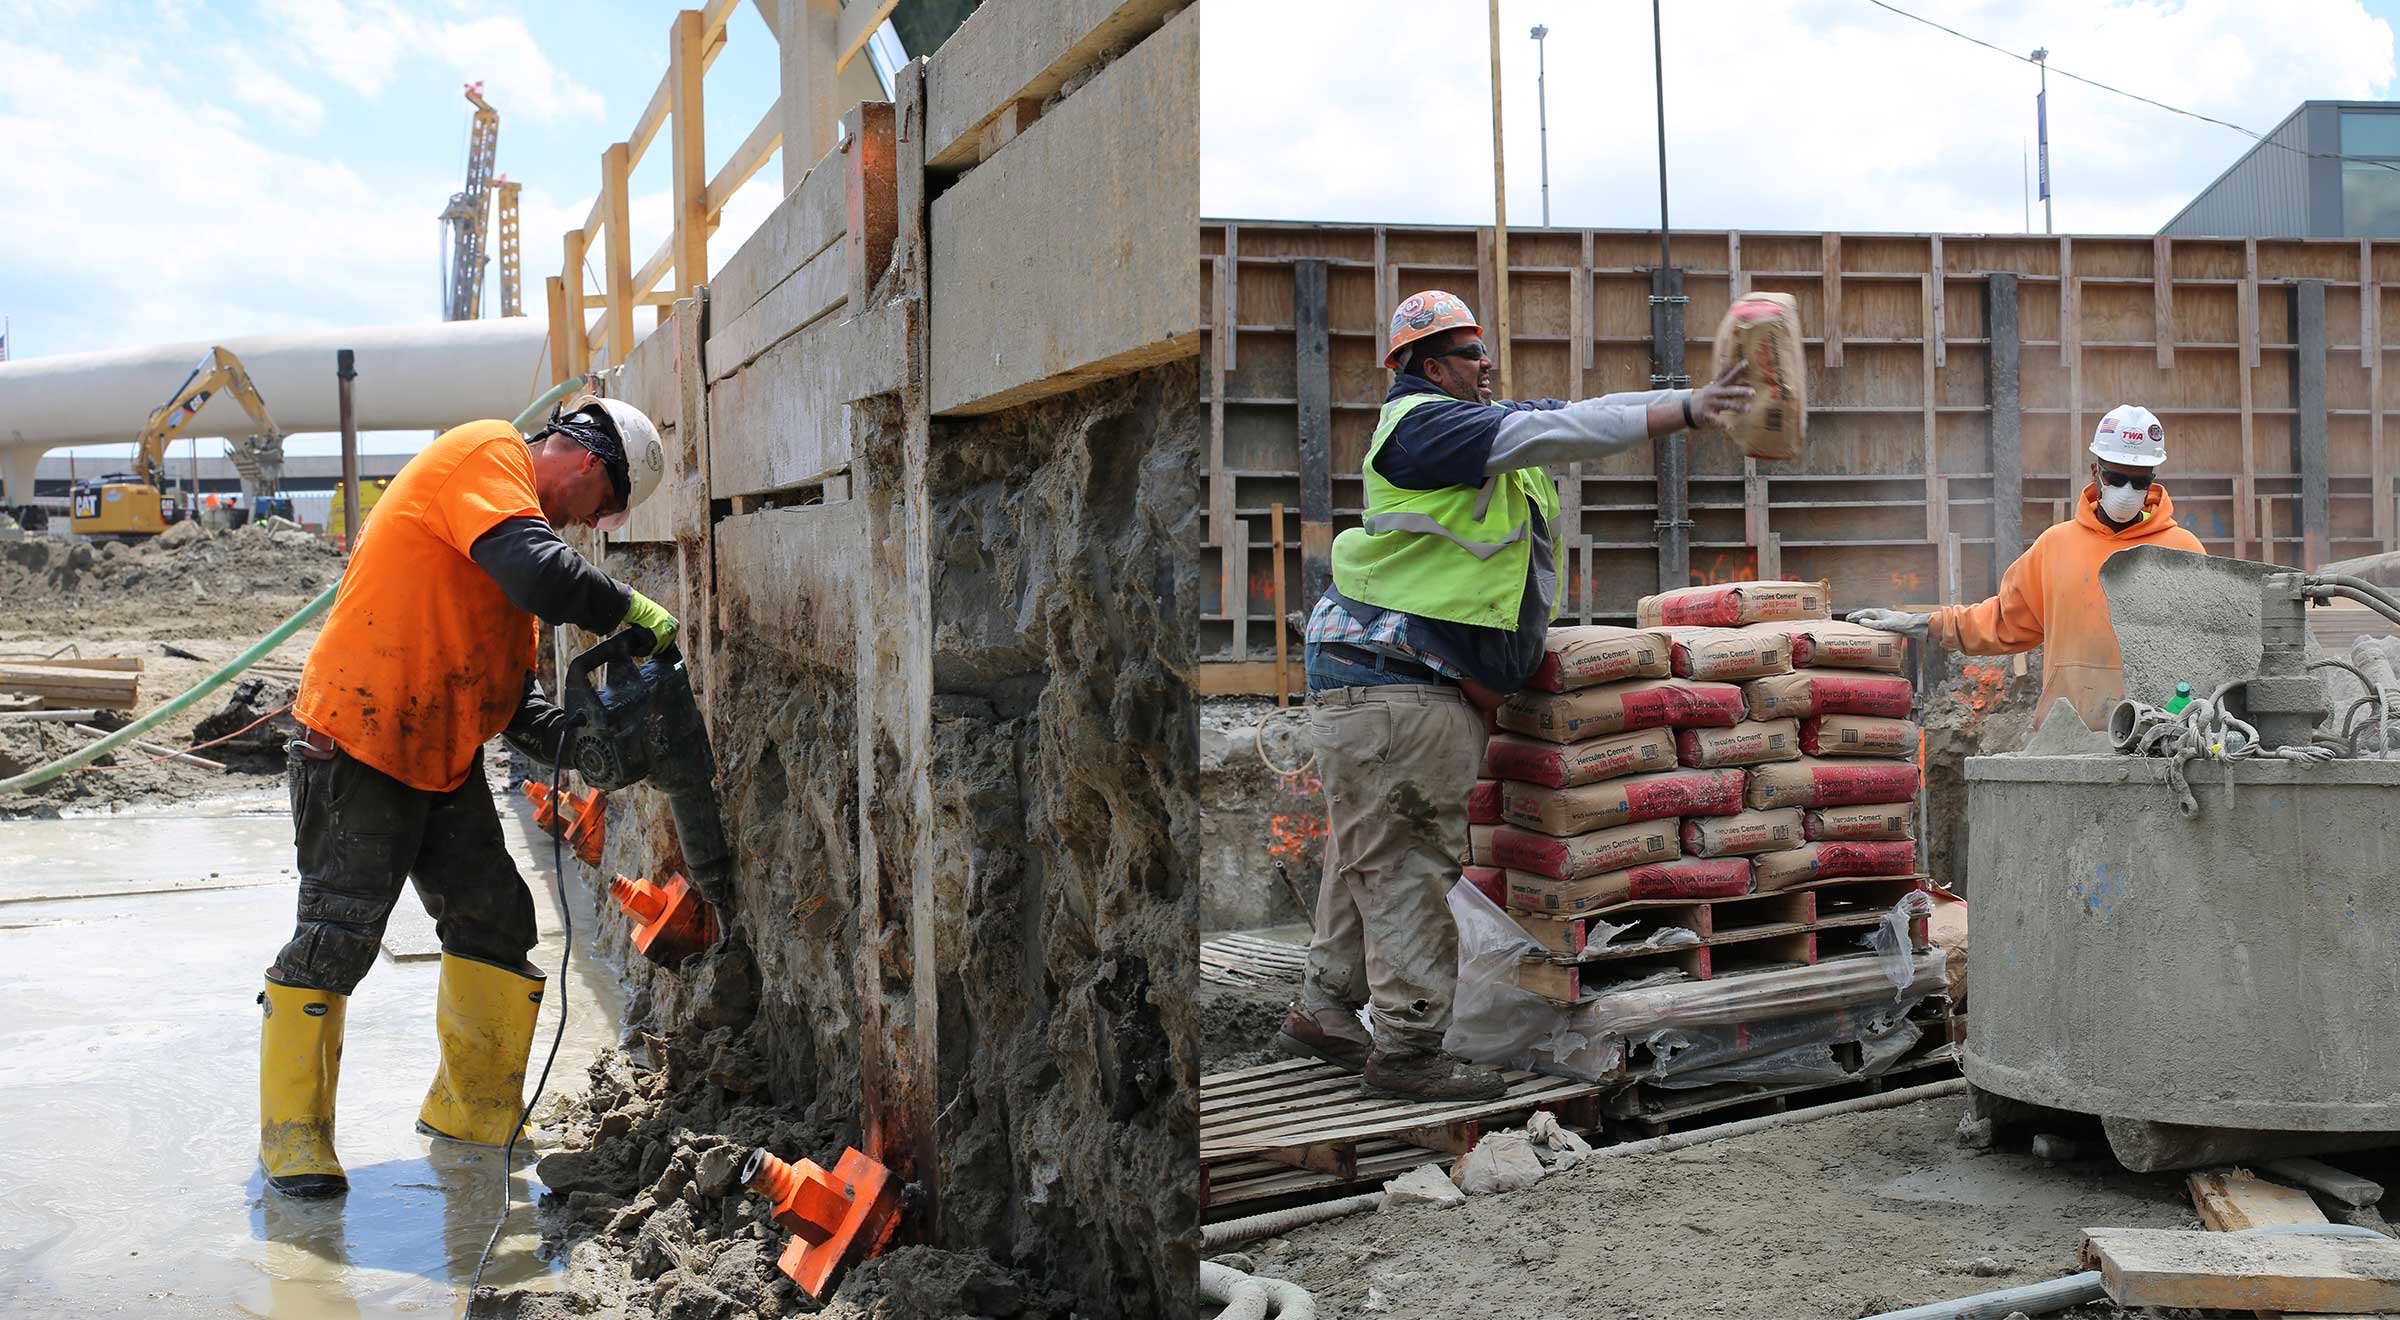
[72,346,288,539]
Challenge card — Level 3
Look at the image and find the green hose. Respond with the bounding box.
[0,375,593,798]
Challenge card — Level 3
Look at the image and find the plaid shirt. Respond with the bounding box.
[1302,595,1466,678]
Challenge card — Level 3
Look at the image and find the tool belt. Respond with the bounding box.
[294,725,339,762]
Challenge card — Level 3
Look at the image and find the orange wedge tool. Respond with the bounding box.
[741,1146,903,1298]
[524,782,606,866]
[607,873,717,965]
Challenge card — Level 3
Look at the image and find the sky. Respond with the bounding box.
[12,1,2400,462]
[1202,0,2400,233]
[0,0,806,459]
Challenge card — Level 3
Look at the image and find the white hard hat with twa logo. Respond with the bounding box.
[590,398,665,532]
[2090,403,2167,467]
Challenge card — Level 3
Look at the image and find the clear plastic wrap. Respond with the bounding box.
[1444,881,1949,1083]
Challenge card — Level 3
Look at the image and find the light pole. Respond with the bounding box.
[1531,24,1551,227]
[2032,47,2052,234]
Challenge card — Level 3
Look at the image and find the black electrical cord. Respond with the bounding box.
[468,721,578,1297]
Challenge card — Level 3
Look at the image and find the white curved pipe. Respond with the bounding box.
[0,318,554,505]
[0,318,550,448]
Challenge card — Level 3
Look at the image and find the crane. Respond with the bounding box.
[71,346,286,539]
[496,175,524,317]
[438,82,500,321]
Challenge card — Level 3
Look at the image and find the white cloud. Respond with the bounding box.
[1203,0,2398,235]
[0,33,432,351]
[433,16,609,124]
[218,41,328,132]
[253,0,427,100]
[252,0,606,123]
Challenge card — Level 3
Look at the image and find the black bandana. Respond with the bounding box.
[527,404,630,507]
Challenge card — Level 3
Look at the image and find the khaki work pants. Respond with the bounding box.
[1300,683,1485,1053]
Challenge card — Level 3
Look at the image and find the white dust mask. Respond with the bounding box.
[2098,480,2145,522]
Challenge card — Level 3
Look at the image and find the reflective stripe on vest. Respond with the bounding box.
[1330,393,1560,630]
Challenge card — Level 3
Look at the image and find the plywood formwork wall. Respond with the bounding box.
[557,4,1200,1312]
[1200,222,2400,692]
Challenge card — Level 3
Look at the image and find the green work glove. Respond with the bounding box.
[621,589,679,656]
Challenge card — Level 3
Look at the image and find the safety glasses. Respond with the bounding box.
[2097,469,2154,491]
[1421,340,1491,364]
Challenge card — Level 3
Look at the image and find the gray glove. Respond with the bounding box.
[1848,608,1931,638]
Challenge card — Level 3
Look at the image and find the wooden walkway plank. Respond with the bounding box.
[2079,1227,2400,1313]
[2189,1167,2329,1232]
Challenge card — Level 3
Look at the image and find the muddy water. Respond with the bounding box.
[0,792,626,1316]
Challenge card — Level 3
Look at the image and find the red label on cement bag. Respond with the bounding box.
[1463,865,1508,908]
[1813,840,1918,876]
[1746,757,1921,811]
[1804,804,1915,841]
[1619,857,1753,900]
[1619,683,1747,730]
[1468,779,1503,825]
[1641,581,1829,629]
[1620,768,1746,821]
[1490,821,1678,881]
[1805,674,1915,718]
[1800,715,1920,757]
[1746,672,1916,720]
[1682,808,1805,858]
[1484,729,1678,789]
[1754,841,1919,890]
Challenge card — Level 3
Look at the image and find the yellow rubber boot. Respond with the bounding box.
[259,978,348,1198]
[416,953,544,1146]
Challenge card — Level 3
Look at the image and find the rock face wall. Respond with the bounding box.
[919,361,1199,1309]
[573,365,1198,1316]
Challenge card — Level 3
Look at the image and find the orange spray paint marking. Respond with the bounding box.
[1267,767,1328,860]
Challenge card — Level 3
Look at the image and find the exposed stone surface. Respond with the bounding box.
[501,361,1198,1317]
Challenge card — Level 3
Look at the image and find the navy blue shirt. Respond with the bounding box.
[1328,375,1568,692]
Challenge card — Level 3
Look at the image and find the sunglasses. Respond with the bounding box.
[2097,469,2154,491]
[1421,340,1491,365]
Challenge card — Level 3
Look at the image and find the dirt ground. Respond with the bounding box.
[1231,1093,2208,1320]
[0,525,333,817]
[5,539,1070,1317]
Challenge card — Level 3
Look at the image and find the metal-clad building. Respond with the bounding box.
[2165,101,2400,237]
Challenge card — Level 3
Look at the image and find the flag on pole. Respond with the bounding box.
[2036,90,2051,202]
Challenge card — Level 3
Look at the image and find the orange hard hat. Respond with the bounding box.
[1384,290,1481,369]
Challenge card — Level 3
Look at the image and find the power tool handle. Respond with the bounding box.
[564,627,652,694]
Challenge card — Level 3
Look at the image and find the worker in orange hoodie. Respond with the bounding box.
[1850,404,2204,728]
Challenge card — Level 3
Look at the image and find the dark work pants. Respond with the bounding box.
[268,744,539,995]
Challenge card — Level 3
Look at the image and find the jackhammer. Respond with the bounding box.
[561,627,730,966]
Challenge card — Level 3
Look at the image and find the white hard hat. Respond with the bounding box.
[592,398,666,532]
[2090,404,2167,467]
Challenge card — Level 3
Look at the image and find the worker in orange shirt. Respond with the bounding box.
[1851,404,2205,727]
[258,393,675,1199]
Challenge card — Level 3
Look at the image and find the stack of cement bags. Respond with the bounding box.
[1461,581,1922,916]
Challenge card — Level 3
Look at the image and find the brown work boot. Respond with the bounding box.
[1274,1003,1371,1072]
[1363,1047,1507,1101]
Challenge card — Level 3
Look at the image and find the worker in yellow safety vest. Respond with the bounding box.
[1274,290,1750,1101]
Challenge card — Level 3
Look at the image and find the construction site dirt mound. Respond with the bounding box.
[0,716,227,816]
[2,524,342,636]
[1238,1093,2197,1319]
[1917,648,2044,891]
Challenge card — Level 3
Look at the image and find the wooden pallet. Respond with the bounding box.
[1604,1043,1964,1138]
[1199,1043,1967,1220]
[1510,874,1933,1003]
[1201,1058,1606,1201]
[1201,932,1307,990]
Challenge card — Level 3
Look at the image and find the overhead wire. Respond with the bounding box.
[1863,0,2400,175]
